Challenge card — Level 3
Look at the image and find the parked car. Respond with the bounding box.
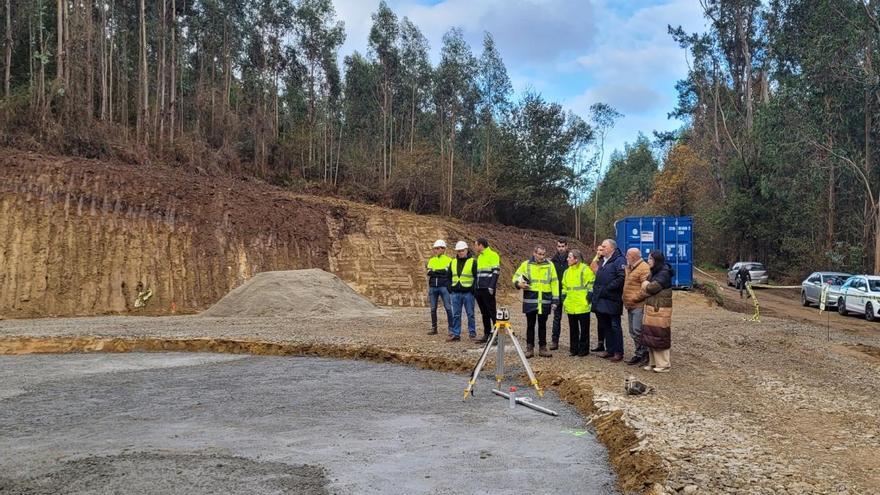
[727,262,769,286]
[801,272,851,308]
[835,275,880,322]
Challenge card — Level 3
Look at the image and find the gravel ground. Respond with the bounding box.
[1,291,878,494]
[0,354,617,495]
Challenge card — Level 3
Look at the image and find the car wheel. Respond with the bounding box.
[801,291,810,307]
[838,298,848,316]
[866,303,877,322]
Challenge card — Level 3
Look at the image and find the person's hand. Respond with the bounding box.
[551,303,558,312]
[641,280,649,290]
[520,282,530,290]
[488,288,495,295]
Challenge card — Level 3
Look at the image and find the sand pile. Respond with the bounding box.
[201,269,386,318]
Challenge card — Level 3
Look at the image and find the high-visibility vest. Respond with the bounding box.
[512,259,559,314]
[475,247,501,289]
[427,254,453,272]
[451,257,475,288]
[562,262,595,314]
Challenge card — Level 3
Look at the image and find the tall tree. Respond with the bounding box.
[477,32,511,175]
[368,1,398,186]
[435,27,477,215]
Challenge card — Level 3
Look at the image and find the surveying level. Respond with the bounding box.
[463,306,543,400]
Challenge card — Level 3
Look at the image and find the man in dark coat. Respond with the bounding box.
[589,239,626,362]
[549,239,569,350]
[735,264,752,299]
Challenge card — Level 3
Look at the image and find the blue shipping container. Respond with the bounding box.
[614,216,693,289]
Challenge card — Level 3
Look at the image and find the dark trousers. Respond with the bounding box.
[567,313,590,354]
[596,312,624,354]
[525,312,549,347]
[551,295,565,343]
[475,289,497,337]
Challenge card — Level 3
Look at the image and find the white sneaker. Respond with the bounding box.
[653,367,670,373]
[642,365,654,371]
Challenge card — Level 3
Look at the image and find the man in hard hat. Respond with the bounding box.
[512,245,559,358]
[448,241,478,342]
[473,238,501,344]
[426,240,453,336]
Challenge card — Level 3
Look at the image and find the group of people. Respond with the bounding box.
[426,237,675,372]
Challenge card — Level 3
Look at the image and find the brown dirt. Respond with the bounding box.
[200,269,386,318]
[2,289,878,494]
[696,269,880,338]
[0,149,583,318]
[0,333,659,494]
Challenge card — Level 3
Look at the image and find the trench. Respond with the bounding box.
[0,336,666,493]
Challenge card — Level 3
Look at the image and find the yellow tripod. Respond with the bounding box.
[463,314,543,400]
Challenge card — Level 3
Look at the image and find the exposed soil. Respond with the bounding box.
[0,149,584,318]
[1,288,878,494]
[200,269,386,318]
[696,269,880,338]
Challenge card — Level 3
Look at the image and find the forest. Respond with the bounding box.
[1,0,879,277]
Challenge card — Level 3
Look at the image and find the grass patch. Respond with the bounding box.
[694,279,724,307]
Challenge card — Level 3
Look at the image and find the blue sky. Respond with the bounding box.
[332,0,708,173]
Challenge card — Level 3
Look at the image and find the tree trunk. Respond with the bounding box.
[866,32,875,257]
[99,0,107,120]
[37,0,45,113]
[4,0,11,101]
[169,0,175,144]
[85,0,94,120]
[410,84,415,152]
[447,108,455,216]
[157,0,166,147]
[875,206,880,275]
[55,0,63,86]
[138,0,149,144]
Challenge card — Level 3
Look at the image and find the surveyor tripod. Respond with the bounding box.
[463,311,543,400]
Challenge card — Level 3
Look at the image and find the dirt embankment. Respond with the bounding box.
[0,150,572,318]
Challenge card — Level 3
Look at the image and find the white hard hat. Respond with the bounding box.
[454,241,468,251]
[433,239,447,248]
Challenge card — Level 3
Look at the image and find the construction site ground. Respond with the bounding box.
[1,289,879,494]
[0,353,617,495]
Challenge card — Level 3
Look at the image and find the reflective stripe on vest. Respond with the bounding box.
[451,258,475,288]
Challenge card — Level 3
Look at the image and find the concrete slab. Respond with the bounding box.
[0,354,618,494]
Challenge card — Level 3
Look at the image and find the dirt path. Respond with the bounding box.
[696,269,880,338]
[1,292,878,494]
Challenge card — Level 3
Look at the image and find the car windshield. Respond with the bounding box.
[869,280,880,292]
[825,275,848,285]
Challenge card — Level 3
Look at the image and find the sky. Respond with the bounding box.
[331,0,708,173]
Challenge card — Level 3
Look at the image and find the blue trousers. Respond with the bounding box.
[429,286,453,332]
[596,312,624,355]
[451,291,476,337]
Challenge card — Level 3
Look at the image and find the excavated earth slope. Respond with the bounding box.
[0,150,567,318]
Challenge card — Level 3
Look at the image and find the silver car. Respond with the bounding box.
[836,275,880,322]
[801,272,851,308]
[727,262,769,286]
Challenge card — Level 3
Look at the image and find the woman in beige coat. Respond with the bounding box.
[638,251,674,373]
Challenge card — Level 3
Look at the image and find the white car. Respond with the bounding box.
[727,262,769,286]
[836,275,880,322]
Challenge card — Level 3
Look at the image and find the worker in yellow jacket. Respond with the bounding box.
[562,249,596,356]
[512,245,559,358]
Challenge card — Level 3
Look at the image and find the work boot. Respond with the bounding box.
[446,335,460,342]
[538,346,552,358]
[591,344,605,353]
[525,345,534,359]
[608,353,624,362]
[475,335,489,344]
[625,355,643,365]
[427,329,438,335]
[549,341,559,351]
